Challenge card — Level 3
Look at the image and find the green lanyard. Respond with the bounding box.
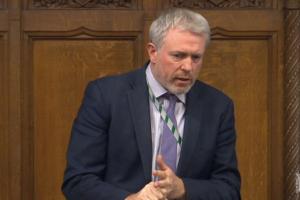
[147,84,183,145]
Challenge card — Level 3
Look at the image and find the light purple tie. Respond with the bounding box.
[161,93,178,172]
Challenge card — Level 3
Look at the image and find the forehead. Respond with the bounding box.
[161,28,206,51]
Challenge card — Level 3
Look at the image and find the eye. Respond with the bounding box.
[191,54,202,62]
[171,52,186,60]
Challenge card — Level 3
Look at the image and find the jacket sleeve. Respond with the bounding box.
[182,100,241,200]
[61,81,131,200]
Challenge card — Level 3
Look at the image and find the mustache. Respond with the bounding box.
[174,74,193,80]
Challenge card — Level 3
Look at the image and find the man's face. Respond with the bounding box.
[147,28,206,94]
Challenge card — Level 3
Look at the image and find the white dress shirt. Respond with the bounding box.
[145,65,186,179]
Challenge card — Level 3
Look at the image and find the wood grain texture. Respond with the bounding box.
[29,0,141,9]
[28,37,139,200]
[0,1,287,200]
[0,12,8,30]
[198,11,283,31]
[8,1,22,199]
[165,0,271,9]
[285,0,300,8]
[201,37,270,200]
[0,33,9,200]
[23,10,143,32]
[284,8,300,200]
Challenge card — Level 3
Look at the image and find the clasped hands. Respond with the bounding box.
[125,155,185,200]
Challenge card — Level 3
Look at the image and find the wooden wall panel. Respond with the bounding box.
[12,0,286,200]
[163,0,276,9]
[22,34,142,200]
[191,11,282,200]
[1,3,9,200]
[201,38,270,200]
[28,0,142,9]
[9,13,22,200]
[0,12,8,29]
[0,33,9,200]
[21,5,144,199]
[23,10,143,32]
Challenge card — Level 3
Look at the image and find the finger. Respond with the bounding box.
[161,188,168,195]
[152,184,167,193]
[148,183,165,199]
[156,155,169,171]
[158,187,168,196]
[153,170,167,180]
[145,193,156,200]
[154,181,171,199]
[155,179,170,188]
[141,183,156,200]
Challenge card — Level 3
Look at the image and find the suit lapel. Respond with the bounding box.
[127,68,153,182]
[177,84,203,176]
[126,68,205,179]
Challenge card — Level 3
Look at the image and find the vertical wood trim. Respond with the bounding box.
[8,21,21,200]
[8,0,21,200]
[21,33,34,200]
[0,32,9,200]
[284,1,300,199]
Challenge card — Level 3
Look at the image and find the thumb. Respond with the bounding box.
[156,154,169,170]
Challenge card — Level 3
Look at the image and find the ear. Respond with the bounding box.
[147,42,158,64]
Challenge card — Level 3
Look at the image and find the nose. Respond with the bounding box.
[180,57,193,72]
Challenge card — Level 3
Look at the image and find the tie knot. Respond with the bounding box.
[163,93,178,103]
[163,93,178,113]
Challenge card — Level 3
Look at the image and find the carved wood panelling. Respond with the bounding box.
[23,11,143,32]
[200,29,279,200]
[0,0,291,199]
[30,0,139,9]
[0,33,9,200]
[167,0,268,8]
[22,31,142,200]
[284,8,300,200]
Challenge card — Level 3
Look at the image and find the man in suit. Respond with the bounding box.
[62,8,241,200]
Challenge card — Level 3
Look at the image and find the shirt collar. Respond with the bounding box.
[146,63,186,104]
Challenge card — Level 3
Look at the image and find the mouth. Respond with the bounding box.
[174,77,192,85]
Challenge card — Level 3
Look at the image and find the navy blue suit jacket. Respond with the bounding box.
[62,65,241,199]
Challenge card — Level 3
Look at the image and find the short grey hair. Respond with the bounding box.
[149,8,211,49]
